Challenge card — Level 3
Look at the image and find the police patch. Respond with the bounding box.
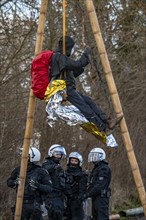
[98,177,104,180]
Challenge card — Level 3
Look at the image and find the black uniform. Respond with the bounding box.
[7,162,52,220]
[42,157,66,220]
[64,165,88,220]
[87,160,111,220]
[50,36,107,131]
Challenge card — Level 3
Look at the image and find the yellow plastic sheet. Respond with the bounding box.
[44,80,66,102]
[80,122,107,143]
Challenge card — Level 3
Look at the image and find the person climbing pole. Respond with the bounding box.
[49,36,123,132]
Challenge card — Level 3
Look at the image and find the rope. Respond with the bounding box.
[81,15,85,47]
[90,49,113,116]
[62,0,66,54]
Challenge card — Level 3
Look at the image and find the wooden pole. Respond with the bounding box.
[14,1,48,219]
[62,0,66,54]
[85,0,146,216]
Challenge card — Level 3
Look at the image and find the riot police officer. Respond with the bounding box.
[64,152,88,220]
[7,147,52,220]
[42,144,66,220]
[85,148,111,220]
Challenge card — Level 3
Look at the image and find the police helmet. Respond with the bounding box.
[68,152,83,166]
[88,148,106,162]
[29,147,41,162]
[48,144,66,158]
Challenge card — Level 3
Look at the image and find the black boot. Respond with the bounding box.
[106,115,123,130]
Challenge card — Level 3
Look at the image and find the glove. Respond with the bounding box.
[29,179,39,189]
[15,177,20,185]
[83,47,91,56]
[13,178,20,189]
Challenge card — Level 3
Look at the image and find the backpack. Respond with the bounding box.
[30,50,54,99]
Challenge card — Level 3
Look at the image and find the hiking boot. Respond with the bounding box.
[106,115,123,130]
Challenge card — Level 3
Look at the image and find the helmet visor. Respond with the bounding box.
[52,146,66,158]
[53,151,64,157]
[88,152,104,162]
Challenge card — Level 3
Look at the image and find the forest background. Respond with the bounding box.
[0,0,145,219]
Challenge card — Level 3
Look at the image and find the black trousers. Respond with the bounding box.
[11,202,43,220]
[46,196,64,220]
[67,87,106,131]
[92,196,109,220]
[65,198,84,220]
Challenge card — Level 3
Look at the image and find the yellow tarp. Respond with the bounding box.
[81,122,106,143]
[44,80,66,102]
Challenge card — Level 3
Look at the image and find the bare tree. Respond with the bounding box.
[0,0,145,218]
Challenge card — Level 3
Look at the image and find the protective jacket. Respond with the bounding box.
[42,157,65,196]
[7,162,52,203]
[64,165,88,220]
[88,160,111,198]
[87,160,111,220]
[65,165,88,199]
[42,158,65,220]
